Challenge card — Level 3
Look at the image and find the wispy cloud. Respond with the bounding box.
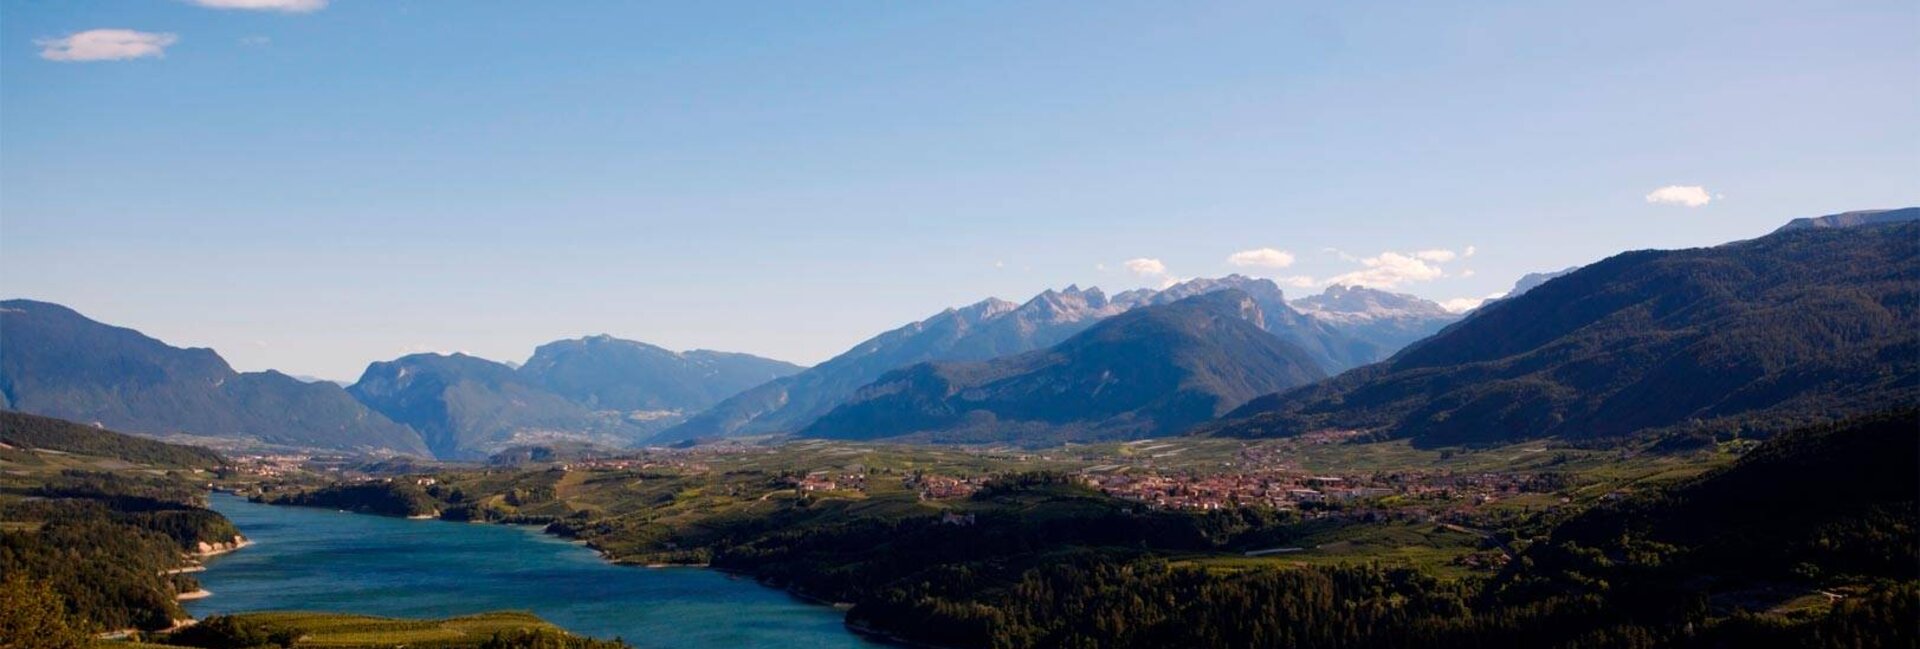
[1326,251,1447,289]
[239,35,272,47]
[1276,275,1318,289]
[1413,249,1457,263]
[1226,247,1296,269]
[1123,258,1183,288]
[188,0,327,12]
[38,29,178,62]
[1124,258,1167,277]
[1645,185,1714,207]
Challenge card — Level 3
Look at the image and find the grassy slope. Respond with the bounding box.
[222,611,568,648]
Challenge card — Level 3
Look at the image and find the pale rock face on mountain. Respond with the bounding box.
[1139,275,1381,373]
[1292,285,1454,324]
[1290,285,1461,358]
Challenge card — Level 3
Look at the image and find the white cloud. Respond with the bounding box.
[1464,245,1478,257]
[1413,249,1458,263]
[1439,292,1508,314]
[37,29,178,62]
[1226,247,1296,269]
[1277,275,1318,289]
[1645,185,1713,207]
[239,35,272,47]
[1124,258,1167,277]
[1460,269,1477,278]
[1326,251,1446,289]
[1123,258,1183,288]
[188,0,327,12]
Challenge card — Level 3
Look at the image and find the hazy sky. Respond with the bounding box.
[3,1,1915,380]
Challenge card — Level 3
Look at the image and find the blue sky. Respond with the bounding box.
[3,1,1915,380]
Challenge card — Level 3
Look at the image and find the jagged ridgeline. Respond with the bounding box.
[800,290,1327,443]
[1208,221,1920,446]
[661,276,1454,442]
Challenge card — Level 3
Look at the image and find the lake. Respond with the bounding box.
[187,492,881,648]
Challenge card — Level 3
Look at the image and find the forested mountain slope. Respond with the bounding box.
[1208,222,1919,446]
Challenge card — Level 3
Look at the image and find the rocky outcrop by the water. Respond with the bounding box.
[193,535,251,557]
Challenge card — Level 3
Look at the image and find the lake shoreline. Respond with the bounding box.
[194,493,883,648]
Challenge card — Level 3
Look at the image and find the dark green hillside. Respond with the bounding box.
[259,480,442,517]
[1210,222,1919,446]
[1461,410,1920,648]
[1,416,243,634]
[1531,410,1917,586]
[1,410,224,469]
[0,300,427,455]
[802,291,1325,443]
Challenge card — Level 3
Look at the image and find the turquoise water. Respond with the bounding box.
[187,493,880,648]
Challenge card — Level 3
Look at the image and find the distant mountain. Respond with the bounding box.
[1206,220,1920,446]
[519,334,802,413]
[1774,206,1920,233]
[663,276,1395,442]
[289,374,350,387]
[1291,285,1460,354]
[1140,275,1381,372]
[658,285,1131,441]
[799,291,1326,444]
[0,300,428,455]
[347,353,645,460]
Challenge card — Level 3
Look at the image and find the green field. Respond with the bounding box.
[210,611,581,648]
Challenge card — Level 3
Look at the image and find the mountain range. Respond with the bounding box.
[1206,218,1920,446]
[800,290,1327,443]
[0,300,429,455]
[1291,284,1461,355]
[0,302,802,458]
[8,207,1910,455]
[344,338,805,459]
[659,276,1454,441]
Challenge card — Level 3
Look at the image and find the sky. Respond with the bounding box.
[3,1,1916,381]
